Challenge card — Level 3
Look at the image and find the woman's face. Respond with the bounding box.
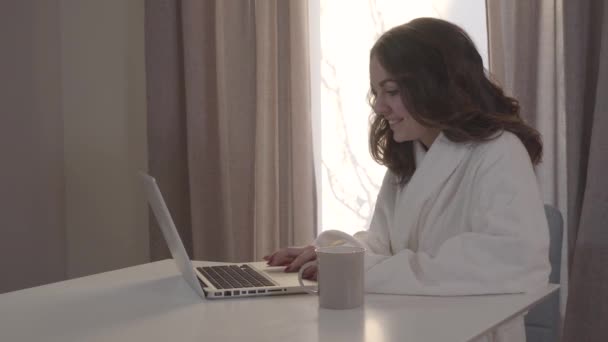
[369,55,438,147]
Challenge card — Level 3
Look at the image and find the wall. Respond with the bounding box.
[60,0,149,278]
[0,0,148,292]
[0,0,67,293]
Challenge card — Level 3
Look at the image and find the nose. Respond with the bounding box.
[373,96,390,117]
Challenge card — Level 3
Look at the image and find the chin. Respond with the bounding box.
[392,134,412,143]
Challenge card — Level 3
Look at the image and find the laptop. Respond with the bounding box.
[140,172,315,299]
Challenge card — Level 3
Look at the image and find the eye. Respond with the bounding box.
[386,90,399,96]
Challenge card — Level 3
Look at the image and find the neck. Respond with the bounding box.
[419,129,441,150]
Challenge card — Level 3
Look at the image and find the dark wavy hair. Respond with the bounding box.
[369,18,542,185]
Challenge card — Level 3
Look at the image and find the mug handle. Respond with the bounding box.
[297,261,319,295]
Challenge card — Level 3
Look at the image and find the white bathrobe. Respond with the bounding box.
[315,131,550,342]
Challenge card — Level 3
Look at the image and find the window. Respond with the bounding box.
[312,0,488,235]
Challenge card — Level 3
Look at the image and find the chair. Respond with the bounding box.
[524,204,563,342]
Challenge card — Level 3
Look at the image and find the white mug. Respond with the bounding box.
[298,245,365,310]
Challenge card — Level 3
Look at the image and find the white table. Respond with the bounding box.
[0,260,558,342]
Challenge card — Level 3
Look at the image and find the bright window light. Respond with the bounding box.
[317,0,487,235]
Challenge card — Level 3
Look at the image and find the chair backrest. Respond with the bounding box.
[524,204,563,342]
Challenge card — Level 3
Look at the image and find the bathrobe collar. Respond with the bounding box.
[392,132,473,251]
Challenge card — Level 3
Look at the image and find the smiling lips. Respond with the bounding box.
[388,118,404,126]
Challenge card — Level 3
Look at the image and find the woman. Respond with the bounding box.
[265,18,550,342]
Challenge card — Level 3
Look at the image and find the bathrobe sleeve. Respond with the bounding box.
[316,136,551,296]
[361,139,550,295]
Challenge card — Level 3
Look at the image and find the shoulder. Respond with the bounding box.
[381,169,399,186]
[465,131,536,185]
[375,169,401,202]
[473,131,527,155]
[378,169,399,194]
[469,131,531,167]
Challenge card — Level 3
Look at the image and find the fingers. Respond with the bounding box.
[266,251,294,266]
[284,246,310,257]
[270,256,295,266]
[301,264,318,280]
[265,246,310,266]
[265,245,318,278]
[284,246,316,272]
[264,250,287,266]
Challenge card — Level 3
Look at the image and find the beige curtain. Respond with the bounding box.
[486,0,568,317]
[144,0,315,262]
[561,0,608,341]
[488,0,608,340]
[486,0,567,219]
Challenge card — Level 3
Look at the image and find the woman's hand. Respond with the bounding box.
[263,245,318,280]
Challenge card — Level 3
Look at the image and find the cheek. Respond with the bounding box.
[394,113,428,140]
[391,99,411,118]
[396,106,414,123]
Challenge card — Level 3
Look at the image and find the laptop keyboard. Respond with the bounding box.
[197,265,276,289]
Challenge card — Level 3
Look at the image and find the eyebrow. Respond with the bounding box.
[371,78,398,92]
[379,79,397,86]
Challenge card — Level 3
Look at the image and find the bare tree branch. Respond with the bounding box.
[319,0,388,230]
[322,162,368,221]
[322,60,380,198]
[368,0,386,39]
